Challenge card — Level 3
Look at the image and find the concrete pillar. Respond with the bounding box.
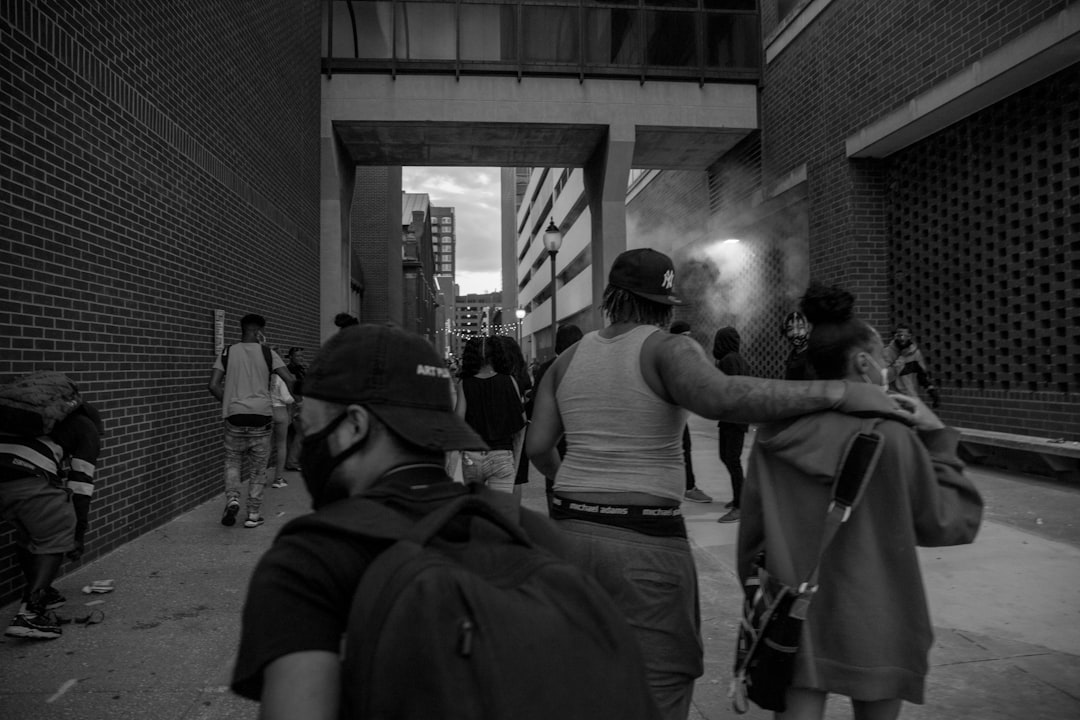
[584,123,636,328]
[500,167,519,317]
[386,167,404,326]
[320,129,356,342]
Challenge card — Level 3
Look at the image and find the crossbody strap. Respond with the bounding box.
[797,417,884,595]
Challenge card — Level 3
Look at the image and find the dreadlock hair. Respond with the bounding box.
[600,286,672,327]
[800,281,879,380]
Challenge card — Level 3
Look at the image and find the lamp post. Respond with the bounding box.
[543,219,563,356]
[515,306,526,346]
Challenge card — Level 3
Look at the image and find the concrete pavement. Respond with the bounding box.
[1,413,1078,719]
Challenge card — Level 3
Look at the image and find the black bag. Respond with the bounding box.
[294,489,661,720]
[0,372,83,437]
[731,424,884,713]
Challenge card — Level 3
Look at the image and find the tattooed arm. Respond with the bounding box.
[645,332,906,424]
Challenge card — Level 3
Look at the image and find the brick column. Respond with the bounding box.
[320,130,356,341]
[808,157,890,330]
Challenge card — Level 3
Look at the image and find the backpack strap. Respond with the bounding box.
[221,343,275,387]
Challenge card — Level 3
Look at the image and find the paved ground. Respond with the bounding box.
[1,414,1078,719]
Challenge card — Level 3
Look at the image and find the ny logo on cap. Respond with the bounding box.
[662,270,674,290]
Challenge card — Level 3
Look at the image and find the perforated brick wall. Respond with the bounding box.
[888,64,1080,438]
[0,0,322,604]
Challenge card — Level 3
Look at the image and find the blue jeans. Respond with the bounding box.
[223,420,271,514]
[461,449,516,493]
[556,519,703,720]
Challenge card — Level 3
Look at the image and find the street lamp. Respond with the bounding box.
[543,219,563,355]
[515,306,526,345]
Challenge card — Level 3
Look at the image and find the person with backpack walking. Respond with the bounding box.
[526,249,911,720]
[230,323,661,720]
[0,372,102,640]
[207,314,293,529]
[736,282,982,720]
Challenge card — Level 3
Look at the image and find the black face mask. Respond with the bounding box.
[299,412,366,509]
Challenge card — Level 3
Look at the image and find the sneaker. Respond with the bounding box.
[243,513,265,528]
[724,500,736,510]
[271,477,288,489]
[5,610,62,640]
[684,487,713,504]
[40,586,66,610]
[717,508,741,523]
[221,500,240,527]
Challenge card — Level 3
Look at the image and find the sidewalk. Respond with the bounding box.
[2,416,1079,719]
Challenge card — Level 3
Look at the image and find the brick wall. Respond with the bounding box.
[887,65,1080,438]
[759,0,1077,438]
[0,0,322,604]
[354,167,393,322]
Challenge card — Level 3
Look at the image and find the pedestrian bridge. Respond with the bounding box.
[319,0,762,336]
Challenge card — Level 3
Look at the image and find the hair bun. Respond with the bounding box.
[800,281,855,324]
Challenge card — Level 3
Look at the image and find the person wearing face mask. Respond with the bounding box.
[782,311,814,380]
[737,281,983,720]
[883,325,940,408]
[231,323,495,716]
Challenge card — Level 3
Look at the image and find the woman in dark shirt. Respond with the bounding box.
[455,336,526,518]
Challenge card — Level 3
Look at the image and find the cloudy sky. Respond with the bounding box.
[402,167,503,296]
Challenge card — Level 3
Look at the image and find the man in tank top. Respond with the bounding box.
[526,248,909,720]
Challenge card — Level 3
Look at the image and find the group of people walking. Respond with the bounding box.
[1,246,981,720]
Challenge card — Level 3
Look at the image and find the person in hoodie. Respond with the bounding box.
[711,327,752,523]
[737,281,983,720]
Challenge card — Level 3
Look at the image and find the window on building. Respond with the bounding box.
[459,3,516,62]
[644,10,696,67]
[522,6,579,63]
[705,12,758,68]
[394,2,456,60]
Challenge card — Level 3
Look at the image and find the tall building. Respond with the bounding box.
[401,192,439,343]
[430,206,456,279]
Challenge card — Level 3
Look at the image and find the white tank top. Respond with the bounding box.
[554,326,687,501]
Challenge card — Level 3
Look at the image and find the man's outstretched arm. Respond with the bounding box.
[653,334,906,423]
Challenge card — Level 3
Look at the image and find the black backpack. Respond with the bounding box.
[0,372,83,436]
[285,489,660,720]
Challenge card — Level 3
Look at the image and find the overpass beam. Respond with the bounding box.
[585,123,636,329]
[320,129,356,342]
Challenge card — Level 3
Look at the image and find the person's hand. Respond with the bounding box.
[889,392,945,431]
[835,382,913,423]
[66,540,85,561]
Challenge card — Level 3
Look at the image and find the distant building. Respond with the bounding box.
[430,206,456,279]
[451,291,503,358]
[401,192,438,344]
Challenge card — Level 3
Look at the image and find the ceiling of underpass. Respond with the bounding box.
[334,121,749,171]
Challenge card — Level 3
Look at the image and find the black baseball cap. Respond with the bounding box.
[300,324,487,451]
[608,249,686,305]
